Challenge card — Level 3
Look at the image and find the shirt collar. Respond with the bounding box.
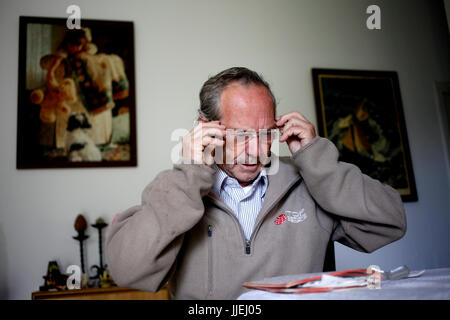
[212,164,268,197]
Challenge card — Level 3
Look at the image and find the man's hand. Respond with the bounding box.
[276,111,316,155]
[182,120,225,166]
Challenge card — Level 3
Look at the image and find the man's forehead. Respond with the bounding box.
[221,83,273,107]
[219,83,275,129]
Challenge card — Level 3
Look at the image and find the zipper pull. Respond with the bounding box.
[245,240,251,254]
[208,225,212,237]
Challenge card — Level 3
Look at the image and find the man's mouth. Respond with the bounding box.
[240,163,259,169]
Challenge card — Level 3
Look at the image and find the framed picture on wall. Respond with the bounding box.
[312,68,418,202]
[17,16,137,169]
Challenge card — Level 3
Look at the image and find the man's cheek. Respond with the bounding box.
[258,142,272,165]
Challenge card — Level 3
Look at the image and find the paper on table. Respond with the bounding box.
[242,267,382,294]
[301,274,369,288]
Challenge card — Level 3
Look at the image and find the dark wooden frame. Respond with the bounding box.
[17,16,137,169]
[312,68,417,202]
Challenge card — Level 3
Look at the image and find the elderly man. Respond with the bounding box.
[106,67,406,299]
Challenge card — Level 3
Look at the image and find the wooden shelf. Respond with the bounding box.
[31,285,169,300]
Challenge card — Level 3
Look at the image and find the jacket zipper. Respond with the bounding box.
[207,225,213,295]
[245,176,301,255]
[245,240,251,254]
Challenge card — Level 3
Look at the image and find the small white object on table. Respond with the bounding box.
[237,268,450,300]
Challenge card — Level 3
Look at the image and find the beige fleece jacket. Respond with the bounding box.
[106,137,406,299]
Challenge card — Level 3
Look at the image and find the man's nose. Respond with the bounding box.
[245,136,259,163]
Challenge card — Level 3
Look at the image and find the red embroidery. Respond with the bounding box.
[274,214,286,225]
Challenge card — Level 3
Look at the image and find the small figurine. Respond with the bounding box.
[39,261,68,291]
[99,269,115,288]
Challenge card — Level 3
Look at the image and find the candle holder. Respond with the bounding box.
[90,217,108,282]
[72,214,89,287]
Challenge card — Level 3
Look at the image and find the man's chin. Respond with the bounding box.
[233,163,262,182]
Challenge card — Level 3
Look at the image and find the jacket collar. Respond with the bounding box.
[211,164,268,198]
[207,156,302,217]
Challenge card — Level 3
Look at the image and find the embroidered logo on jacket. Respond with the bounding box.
[274,214,286,225]
[286,209,307,223]
[275,209,307,225]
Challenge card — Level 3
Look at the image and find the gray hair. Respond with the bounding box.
[198,67,277,121]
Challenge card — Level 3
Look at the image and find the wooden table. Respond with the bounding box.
[32,285,169,300]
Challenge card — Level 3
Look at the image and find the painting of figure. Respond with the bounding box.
[17,16,136,168]
[312,68,417,201]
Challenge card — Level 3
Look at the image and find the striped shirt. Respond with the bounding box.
[212,165,268,240]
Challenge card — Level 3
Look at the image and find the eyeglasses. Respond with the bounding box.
[224,128,281,145]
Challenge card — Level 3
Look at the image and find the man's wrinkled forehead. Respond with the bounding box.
[219,83,275,130]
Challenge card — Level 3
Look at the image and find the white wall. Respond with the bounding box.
[0,0,449,299]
